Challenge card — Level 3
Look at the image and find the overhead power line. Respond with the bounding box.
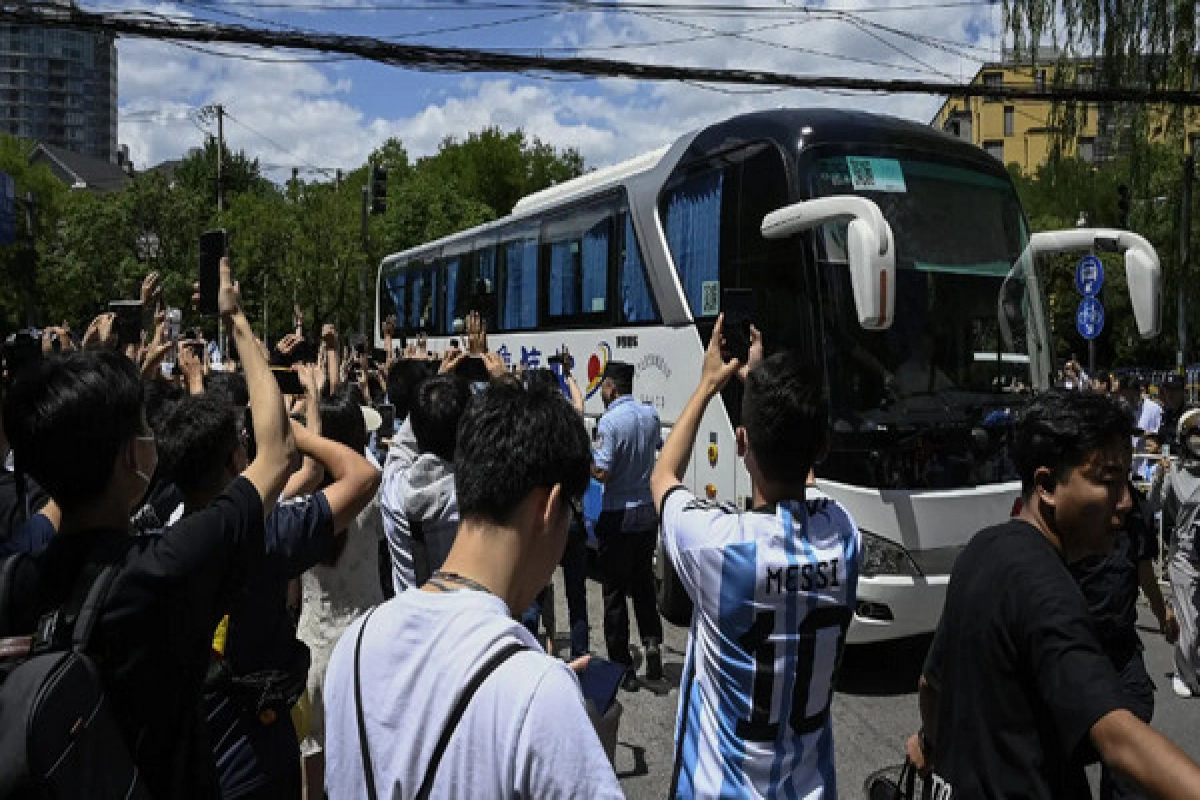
[6,4,1198,106]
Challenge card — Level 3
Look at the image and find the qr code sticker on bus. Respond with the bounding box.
[701,280,720,316]
[850,159,876,188]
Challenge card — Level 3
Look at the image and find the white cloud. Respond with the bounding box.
[114,0,1005,177]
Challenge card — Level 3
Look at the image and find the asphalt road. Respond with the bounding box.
[547,570,1200,799]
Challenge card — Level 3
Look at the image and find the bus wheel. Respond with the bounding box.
[655,536,692,627]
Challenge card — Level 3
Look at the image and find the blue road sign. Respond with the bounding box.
[1076,297,1105,340]
[1075,254,1104,297]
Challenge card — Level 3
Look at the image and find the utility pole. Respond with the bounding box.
[262,270,268,341]
[1180,155,1194,370]
[360,185,369,337]
[215,103,224,213]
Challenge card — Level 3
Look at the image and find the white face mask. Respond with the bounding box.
[134,435,158,484]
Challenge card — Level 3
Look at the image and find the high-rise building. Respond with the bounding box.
[0,1,117,163]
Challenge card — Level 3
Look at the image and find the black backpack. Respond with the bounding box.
[0,553,150,799]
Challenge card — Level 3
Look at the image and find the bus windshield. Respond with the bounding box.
[807,152,1037,490]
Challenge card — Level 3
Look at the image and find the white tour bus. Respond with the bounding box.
[375,108,1161,644]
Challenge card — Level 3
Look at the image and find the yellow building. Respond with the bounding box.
[931,52,1200,174]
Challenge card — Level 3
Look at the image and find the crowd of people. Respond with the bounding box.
[2,260,1200,799]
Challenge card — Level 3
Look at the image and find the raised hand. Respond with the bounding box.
[218,257,242,318]
[702,314,742,396]
[438,349,468,376]
[482,351,507,379]
[82,312,117,352]
[737,325,764,383]
[466,311,488,355]
[140,271,162,309]
[276,333,301,356]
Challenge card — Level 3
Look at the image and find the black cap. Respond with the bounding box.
[603,361,635,384]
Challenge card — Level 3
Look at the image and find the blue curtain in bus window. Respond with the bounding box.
[582,224,608,314]
[503,239,538,329]
[384,272,407,327]
[445,258,460,333]
[548,241,578,317]
[665,171,723,317]
[621,216,658,323]
[408,270,426,330]
[478,249,496,291]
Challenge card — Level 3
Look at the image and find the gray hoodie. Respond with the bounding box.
[402,452,460,581]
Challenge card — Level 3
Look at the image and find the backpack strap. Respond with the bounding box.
[354,606,382,800]
[0,553,26,636]
[70,562,121,652]
[414,640,526,800]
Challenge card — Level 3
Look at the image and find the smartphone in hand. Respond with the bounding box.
[109,300,144,348]
[198,229,228,315]
[271,367,304,395]
[721,288,754,365]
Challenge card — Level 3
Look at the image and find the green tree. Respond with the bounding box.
[0,135,67,331]
[1009,148,1199,368]
[1004,0,1199,152]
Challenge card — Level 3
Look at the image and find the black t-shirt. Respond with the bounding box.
[223,491,335,674]
[923,519,1126,799]
[5,476,265,800]
[1069,485,1157,666]
[0,467,48,542]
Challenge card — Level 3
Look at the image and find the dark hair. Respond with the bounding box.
[319,388,368,453]
[2,351,144,512]
[143,378,184,433]
[455,380,591,525]
[158,394,239,494]
[1012,389,1135,495]
[386,359,433,422]
[741,353,828,484]
[206,372,249,407]
[523,368,561,395]
[410,375,470,461]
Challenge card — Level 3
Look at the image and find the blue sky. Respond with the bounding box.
[106,1,1007,180]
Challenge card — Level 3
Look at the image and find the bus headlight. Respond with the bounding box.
[859,530,922,578]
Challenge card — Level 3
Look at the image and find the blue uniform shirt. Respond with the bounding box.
[593,395,660,515]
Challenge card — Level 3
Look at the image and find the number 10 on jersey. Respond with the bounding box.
[735,606,852,741]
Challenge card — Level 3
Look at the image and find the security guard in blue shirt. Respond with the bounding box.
[592,361,663,689]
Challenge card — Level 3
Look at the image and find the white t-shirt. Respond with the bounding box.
[324,588,622,799]
[1138,396,1164,435]
[660,487,861,800]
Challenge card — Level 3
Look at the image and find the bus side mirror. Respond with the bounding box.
[1125,246,1161,338]
[1025,228,1162,339]
[761,195,895,330]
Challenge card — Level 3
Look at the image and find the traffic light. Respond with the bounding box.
[369,165,388,215]
[1117,183,1130,228]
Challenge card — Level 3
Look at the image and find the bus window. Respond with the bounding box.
[662,170,724,319]
[409,263,439,332]
[444,256,462,333]
[546,217,611,321]
[501,235,538,330]
[381,267,407,334]
[619,214,659,324]
[547,240,582,316]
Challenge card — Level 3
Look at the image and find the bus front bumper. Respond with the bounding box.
[847,575,949,645]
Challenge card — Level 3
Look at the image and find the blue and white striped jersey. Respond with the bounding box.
[660,486,861,800]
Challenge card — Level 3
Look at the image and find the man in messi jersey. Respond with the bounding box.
[651,316,860,799]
